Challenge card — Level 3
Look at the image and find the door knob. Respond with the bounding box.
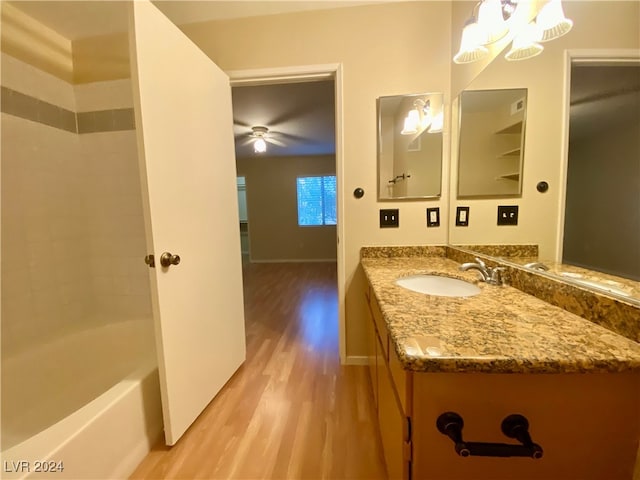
[144,254,155,268]
[160,252,181,267]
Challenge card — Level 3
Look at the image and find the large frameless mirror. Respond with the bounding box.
[457,88,527,198]
[377,92,444,200]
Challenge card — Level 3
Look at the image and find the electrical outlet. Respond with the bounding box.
[456,206,470,227]
[426,208,440,227]
[380,209,399,228]
[497,205,519,225]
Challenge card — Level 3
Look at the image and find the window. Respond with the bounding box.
[296,176,337,226]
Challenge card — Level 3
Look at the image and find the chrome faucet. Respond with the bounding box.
[460,258,505,285]
[524,262,549,271]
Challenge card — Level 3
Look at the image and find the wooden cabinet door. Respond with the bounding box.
[366,306,378,410]
[377,335,406,480]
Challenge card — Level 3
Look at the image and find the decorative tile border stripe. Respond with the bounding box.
[1,86,76,132]
[1,86,135,133]
[77,108,135,133]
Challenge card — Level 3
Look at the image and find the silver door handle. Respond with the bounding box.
[160,252,181,267]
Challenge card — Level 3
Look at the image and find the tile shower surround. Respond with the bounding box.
[2,56,149,355]
[1,86,135,133]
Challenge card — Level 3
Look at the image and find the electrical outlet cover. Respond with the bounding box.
[456,206,470,227]
[426,208,440,227]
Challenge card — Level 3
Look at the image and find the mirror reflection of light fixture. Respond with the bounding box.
[453,0,572,64]
[505,22,544,61]
[428,111,444,134]
[401,99,433,135]
[535,0,573,42]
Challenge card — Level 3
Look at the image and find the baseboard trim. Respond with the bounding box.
[344,355,368,366]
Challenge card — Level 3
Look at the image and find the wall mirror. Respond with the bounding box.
[377,92,444,200]
[457,88,527,198]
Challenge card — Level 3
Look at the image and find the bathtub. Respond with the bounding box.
[1,319,163,479]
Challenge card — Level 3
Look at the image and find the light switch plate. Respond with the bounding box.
[380,209,399,228]
[497,205,519,226]
[456,206,469,227]
[426,208,440,227]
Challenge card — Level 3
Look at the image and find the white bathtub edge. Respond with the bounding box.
[2,359,163,480]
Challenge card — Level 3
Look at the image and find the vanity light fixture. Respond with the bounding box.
[505,21,544,61]
[477,0,509,44]
[453,16,489,64]
[535,0,573,42]
[453,0,572,64]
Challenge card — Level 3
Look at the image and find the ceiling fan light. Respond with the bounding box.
[254,138,267,153]
[505,22,544,61]
[477,0,509,44]
[536,0,573,42]
[453,18,489,64]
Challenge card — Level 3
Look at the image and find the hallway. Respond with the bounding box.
[131,262,386,479]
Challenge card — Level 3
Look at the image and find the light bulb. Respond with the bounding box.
[254,138,267,153]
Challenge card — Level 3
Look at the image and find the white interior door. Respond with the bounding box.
[129,1,246,445]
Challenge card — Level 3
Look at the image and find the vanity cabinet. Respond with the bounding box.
[363,280,640,480]
[366,287,410,480]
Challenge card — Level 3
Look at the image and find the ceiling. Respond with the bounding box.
[8,0,361,159]
[9,1,387,40]
[232,80,335,158]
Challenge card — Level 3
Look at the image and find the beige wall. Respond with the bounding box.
[180,2,452,359]
[449,1,640,261]
[236,154,337,262]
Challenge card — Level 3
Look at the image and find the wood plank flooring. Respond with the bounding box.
[130,262,387,480]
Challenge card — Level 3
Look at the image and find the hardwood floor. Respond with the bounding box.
[131,262,387,480]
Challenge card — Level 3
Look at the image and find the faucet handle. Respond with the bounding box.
[489,267,506,285]
[474,257,486,268]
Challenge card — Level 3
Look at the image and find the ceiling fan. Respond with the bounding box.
[246,125,286,153]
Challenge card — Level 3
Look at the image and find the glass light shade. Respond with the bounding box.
[505,22,544,61]
[477,0,508,44]
[428,111,444,133]
[401,109,420,135]
[453,19,489,64]
[254,138,267,153]
[536,0,573,42]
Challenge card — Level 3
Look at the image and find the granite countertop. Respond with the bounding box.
[361,256,640,374]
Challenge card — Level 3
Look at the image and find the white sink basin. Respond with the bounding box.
[395,274,481,297]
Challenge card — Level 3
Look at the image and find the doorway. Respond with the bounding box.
[229,64,346,362]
